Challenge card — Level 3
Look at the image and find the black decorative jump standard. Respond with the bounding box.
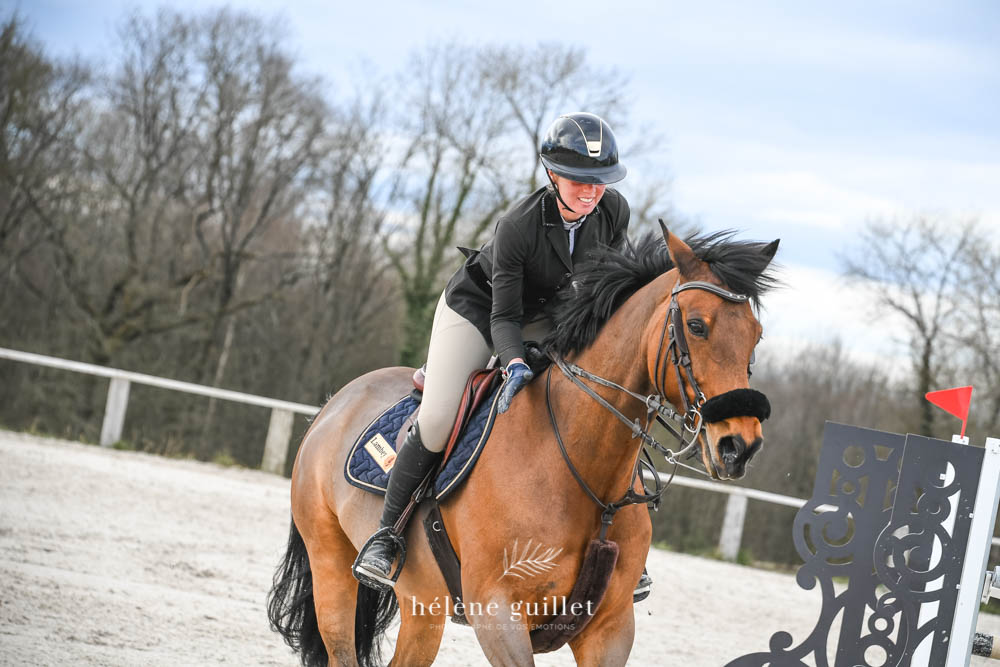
[728,421,998,667]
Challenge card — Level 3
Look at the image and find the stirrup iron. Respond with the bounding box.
[352,527,407,591]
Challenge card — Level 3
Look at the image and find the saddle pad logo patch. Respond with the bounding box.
[364,433,396,473]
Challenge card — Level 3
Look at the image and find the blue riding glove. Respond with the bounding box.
[497,360,534,414]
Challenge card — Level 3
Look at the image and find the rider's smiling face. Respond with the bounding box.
[548,171,606,221]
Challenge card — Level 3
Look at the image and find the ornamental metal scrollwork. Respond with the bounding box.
[866,434,983,666]
[727,423,983,667]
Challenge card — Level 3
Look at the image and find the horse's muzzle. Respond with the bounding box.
[703,389,769,479]
[717,433,763,479]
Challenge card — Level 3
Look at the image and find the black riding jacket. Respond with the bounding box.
[443,186,630,366]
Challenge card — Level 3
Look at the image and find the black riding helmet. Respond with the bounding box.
[538,112,627,185]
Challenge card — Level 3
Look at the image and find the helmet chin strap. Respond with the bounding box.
[545,169,576,215]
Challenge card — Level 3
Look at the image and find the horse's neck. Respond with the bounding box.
[548,274,671,501]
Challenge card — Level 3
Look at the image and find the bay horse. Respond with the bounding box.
[268,226,778,666]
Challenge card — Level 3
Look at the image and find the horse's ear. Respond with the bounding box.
[659,219,702,279]
[761,239,780,264]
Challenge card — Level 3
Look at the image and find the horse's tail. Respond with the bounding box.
[354,573,400,667]
[267,519,327,666]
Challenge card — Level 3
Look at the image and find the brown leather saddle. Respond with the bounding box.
[399,366,500,463]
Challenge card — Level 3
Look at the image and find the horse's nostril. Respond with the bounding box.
[719,435,744,465]
[717,434,762,479]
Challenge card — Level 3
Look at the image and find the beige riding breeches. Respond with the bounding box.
[417,292,551,453]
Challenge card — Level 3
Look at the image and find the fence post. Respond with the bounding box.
[719,493,748,561]
[261,408,294,474]
[100,377,131,447]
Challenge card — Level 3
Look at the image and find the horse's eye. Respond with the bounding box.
[687,319,707,338]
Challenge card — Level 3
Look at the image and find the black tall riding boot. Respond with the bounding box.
[355,424,442,586]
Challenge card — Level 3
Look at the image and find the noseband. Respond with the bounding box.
[545,279,771,539]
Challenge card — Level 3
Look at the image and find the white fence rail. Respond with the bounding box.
[0,347,318,474]
[3,346,997,558]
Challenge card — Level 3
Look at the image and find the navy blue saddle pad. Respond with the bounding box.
[344,385,502,501]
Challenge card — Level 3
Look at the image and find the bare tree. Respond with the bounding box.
[841,216,983,435]
[626,181,687,237]
[0,14,89,280]
[384,43,512,366]
[34,8,325,369]
[0,6,401,458]
[187,8,327,389]
[31,9,211,366]
[953,237,1000,429]
[1,8,334,449]
[287,92,400,402]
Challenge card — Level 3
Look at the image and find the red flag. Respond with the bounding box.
[925,385,973,437]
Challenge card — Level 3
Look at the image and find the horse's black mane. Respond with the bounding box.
[542,231,779,357]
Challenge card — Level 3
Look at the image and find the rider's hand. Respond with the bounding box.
[497,359,534,414]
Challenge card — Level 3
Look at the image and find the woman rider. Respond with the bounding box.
[355,112,651,601]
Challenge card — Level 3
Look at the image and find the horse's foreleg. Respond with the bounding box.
[387,596,446,667]
[470,600,535,667]
[568,597,635,667]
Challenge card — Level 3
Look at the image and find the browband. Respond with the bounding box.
[671,280,749,303]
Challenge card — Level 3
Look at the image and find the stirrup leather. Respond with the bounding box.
[352,527,408,590]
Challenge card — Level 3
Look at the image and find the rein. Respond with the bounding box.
[544,279,760,541]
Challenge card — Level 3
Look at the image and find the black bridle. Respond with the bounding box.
[545,279,771,540]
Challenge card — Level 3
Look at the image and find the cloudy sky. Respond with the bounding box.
[15,0,1000,370]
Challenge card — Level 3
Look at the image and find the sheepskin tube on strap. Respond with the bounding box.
[529,539,620,653]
